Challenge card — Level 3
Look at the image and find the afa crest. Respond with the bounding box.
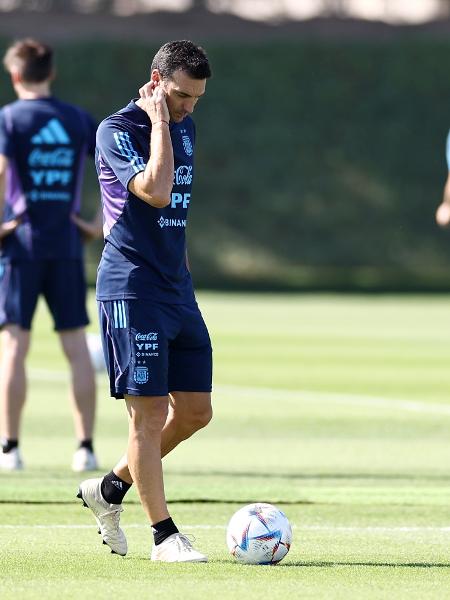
[133,366,149,384]
[182,135,193,156]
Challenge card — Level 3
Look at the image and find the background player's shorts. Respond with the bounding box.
[98,299,213,399]
[0,258,89,331]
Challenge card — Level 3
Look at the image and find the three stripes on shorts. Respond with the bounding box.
[113,300,127,329]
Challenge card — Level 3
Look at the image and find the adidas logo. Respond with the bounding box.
[111,480,123,490]
[31,118,71,145]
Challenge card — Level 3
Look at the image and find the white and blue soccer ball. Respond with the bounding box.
[226,502,292,565]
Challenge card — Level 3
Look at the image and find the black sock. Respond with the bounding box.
[152,517,179,546]
[100,470,132,504]
[78,439,94,453]
[1,439,18,454]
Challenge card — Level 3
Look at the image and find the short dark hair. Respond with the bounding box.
[151,40,211,81]
[3,38,53,83]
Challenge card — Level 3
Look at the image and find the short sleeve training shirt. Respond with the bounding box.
[0,97,96,260]
[95,100,196,304]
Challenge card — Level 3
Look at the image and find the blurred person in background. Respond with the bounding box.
[77,40,213,562]
[0,38,102,472]
[436,131,450,227]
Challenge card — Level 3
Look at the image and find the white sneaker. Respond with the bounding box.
[0,448,23,471]
[72,448,99,472]
[151,533,208,563]
[77,477,127,556]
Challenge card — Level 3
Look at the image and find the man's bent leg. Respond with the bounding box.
[112,391,212,482]
[162,391,212,456]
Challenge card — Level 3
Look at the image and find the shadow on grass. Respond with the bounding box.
[0,498,315,505]
[280,561,450,569]
[125,558,450,569]
[167,470,450,482]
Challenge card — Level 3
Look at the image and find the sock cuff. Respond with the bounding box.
[152,517,179,545]
[78,439,94,452]
[1,439,18,454]
[101,470,132,504]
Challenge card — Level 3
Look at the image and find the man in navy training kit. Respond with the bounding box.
[0,39,102,472]
[78,40,213,562]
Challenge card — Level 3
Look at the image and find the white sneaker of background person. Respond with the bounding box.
[72,447,99,472]
[151,533,208,563]
[0,447,23,471]
[77,477,127,556]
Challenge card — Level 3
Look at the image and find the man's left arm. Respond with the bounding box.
[0,154,20,239]
[71,207,103,240]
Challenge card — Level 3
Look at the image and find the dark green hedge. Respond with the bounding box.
[1,39,450,290]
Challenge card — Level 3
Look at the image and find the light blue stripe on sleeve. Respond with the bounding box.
[113,131,146,174]
[122,132,146,171]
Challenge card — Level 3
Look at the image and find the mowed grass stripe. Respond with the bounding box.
[26,368,450,416]
[1,523,450,533]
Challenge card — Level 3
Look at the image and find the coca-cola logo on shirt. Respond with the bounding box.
[174,165,193,186]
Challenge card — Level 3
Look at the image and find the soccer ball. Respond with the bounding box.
[226,502,292,565]
[86,332,106,372]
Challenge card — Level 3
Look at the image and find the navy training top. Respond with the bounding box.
[0,97,97,260]
[95,100,196,304]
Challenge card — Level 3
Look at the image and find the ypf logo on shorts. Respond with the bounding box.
[133,366,149,384]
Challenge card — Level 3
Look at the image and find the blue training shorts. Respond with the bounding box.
[0,258,89,331]
[98,299,213,399]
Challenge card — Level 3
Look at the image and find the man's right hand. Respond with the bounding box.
[436,202,450,228]
[0,218,20,239]
[138,80,170,125]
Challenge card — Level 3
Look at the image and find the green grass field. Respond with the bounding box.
[1,292,450,599]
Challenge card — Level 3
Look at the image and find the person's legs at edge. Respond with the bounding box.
[0,325,30,470]
[59,328,97,471]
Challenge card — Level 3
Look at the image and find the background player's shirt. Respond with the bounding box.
[0,97,96,260]
[95,100,196,304]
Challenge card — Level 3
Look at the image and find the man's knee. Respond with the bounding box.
[1,327,30,363]
[127,396,169,437]
[193,404,213,430]
[59,329,87,362]
[175,402,213,438]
